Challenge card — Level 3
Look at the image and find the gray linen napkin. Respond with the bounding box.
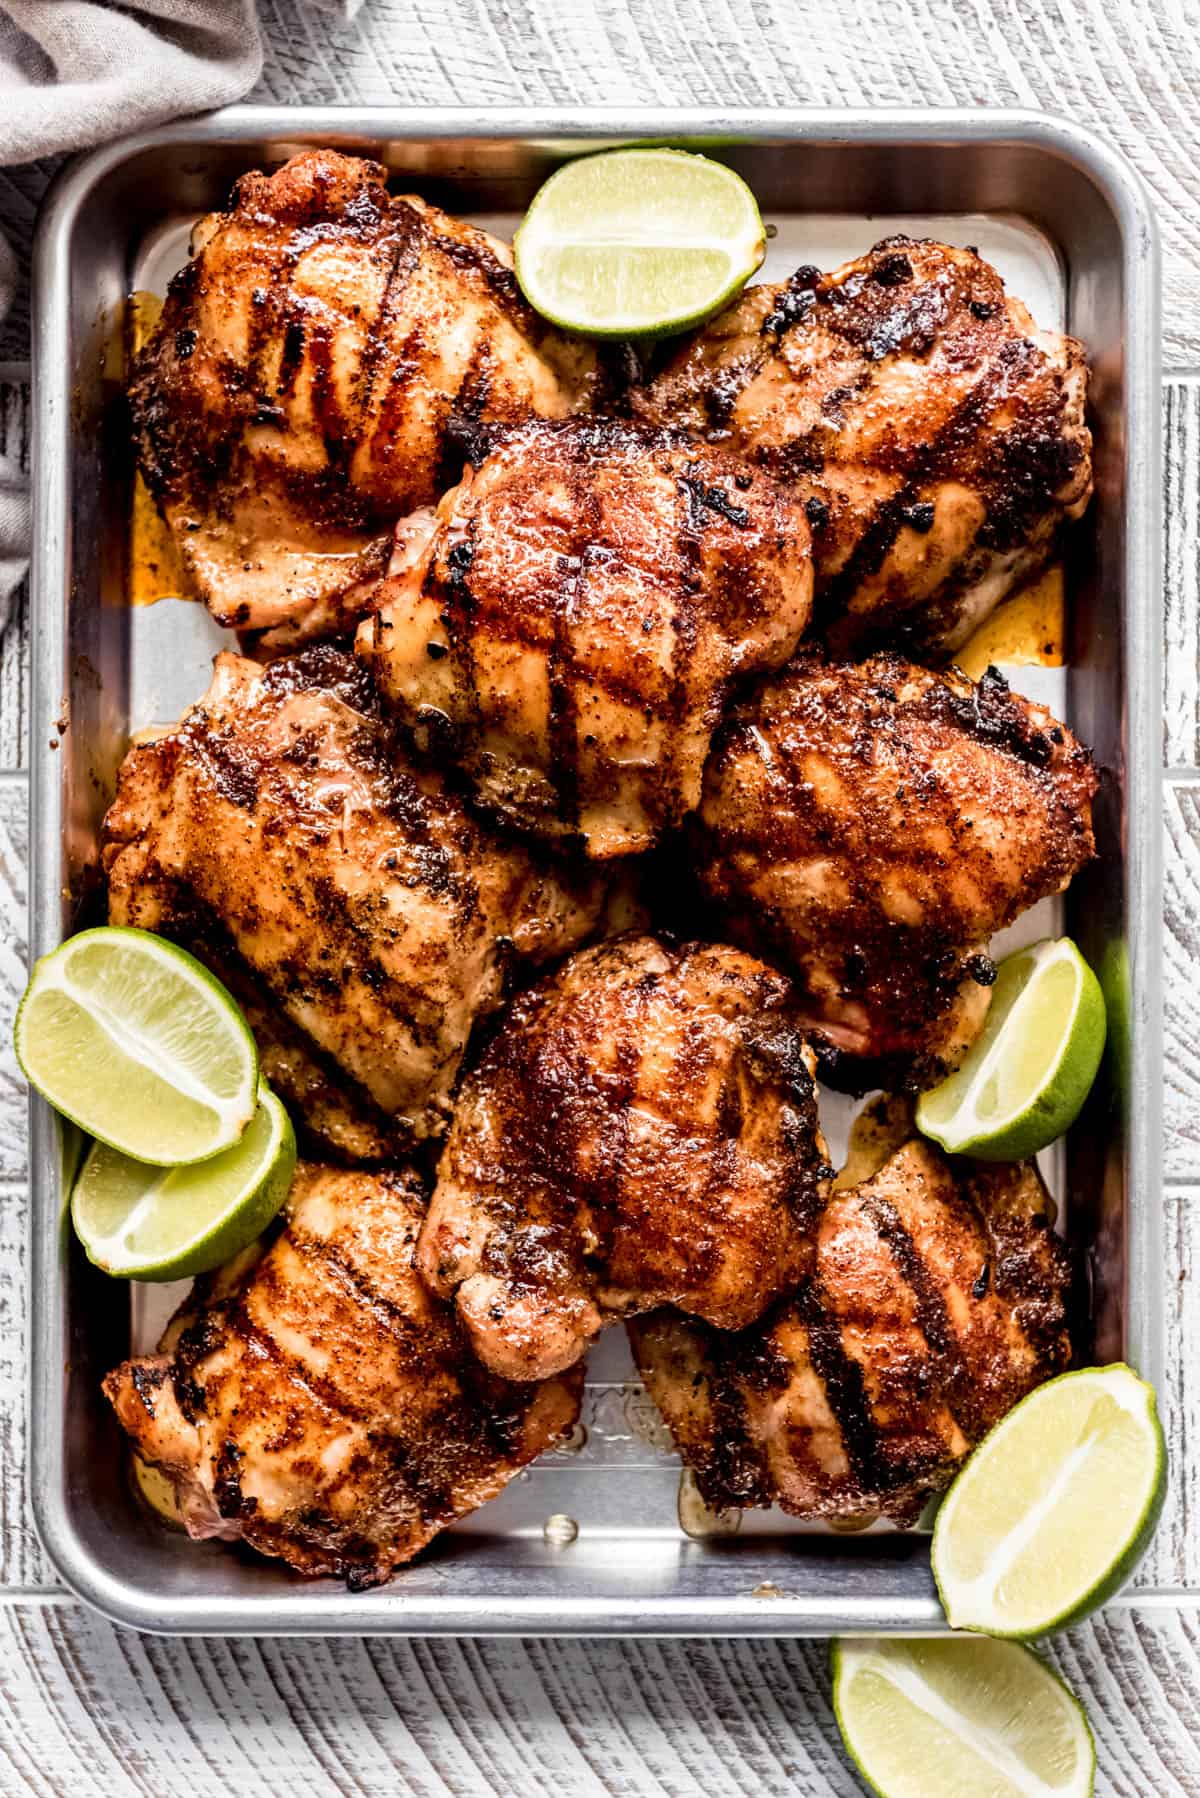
[0,0,363,632]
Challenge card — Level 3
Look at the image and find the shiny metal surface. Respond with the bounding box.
[28,108,1162,1636]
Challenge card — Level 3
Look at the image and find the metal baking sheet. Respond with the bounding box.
[28,108,1163,1636]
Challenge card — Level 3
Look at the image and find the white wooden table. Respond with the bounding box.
[2,2,1200,1790]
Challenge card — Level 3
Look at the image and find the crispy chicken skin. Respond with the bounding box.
[635,236,1092,657]
[105,1164,583,1587]
[357,418,813,858]
[628,1138,1073,1526]
[693,650,1097,1090]
[102,647,603,1150]
[129,150,607,649]
[417,935,832,1381]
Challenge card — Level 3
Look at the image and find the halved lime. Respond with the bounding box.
[513,148,766,338]
[15,927,258,1165]
[832,1636,1094,1798]
[915,938,1106,1160]
[932,1364,1165,1638]
[71,1083,295,1280]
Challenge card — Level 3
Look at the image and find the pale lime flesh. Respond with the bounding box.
[15,927,258,1165]
[932,1364,1165,1638]
[832,1636,1095,1798]
[916,938,1106,1160]
[71,1083,296,1280]
[514,147,766,337]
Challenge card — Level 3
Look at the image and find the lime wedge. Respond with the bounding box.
[832,1637,1095,1798]
[932,1364,1165,1638]
[514,148,766,338]
[15,927,258,1165]
[915,938,1106,1160]
[71,1083,295,1280]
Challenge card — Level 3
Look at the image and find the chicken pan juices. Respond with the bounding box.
[22,145,1164,1615]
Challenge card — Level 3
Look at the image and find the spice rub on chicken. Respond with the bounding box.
[129,150,610,649]
[692,649,1097,1090]
[636,236,1092,657]
[105,1163,583,1587]
[629,1137,1073,1527]
[102,647,603,1155]
[357,417,813,858]
[416,935,832,1381]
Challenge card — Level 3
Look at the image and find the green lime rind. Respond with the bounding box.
[513,147,766,339]
[931,1364,1166,1641]
[915,937,1106,1162]
[830,1637,1095,1798]
[71,1083,296,1281]
[15,926,259,1166]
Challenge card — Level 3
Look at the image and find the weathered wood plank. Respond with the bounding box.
[0,774,27,1183]
[1164,382,1200,767]
[1165,780,1200,1181]
[1141,1188,1200,1591]
[0,383,29,774]
[0,1605,1191,1796]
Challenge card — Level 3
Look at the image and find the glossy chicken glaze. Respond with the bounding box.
[636,235,1092,656]
[694,649,1097,1089]
[629,1137,1072,1526]
[106,1164,582,1587]
[358,416,814,857]
[129,150,610,648]
[102,647,604,1153]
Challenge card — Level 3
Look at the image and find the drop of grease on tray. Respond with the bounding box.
[543,1513,579,1548]
[678,1469,742,1539]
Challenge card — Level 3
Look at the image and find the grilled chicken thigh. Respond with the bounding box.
[103,647,602,1152]
[636,236,1092,656]
[357,418,814,857]
[693,650,1097,1089]
[418,935,832,1381]
[629,1137,1072,1526]
[106,1163,582,1586]
[130,150,607,649]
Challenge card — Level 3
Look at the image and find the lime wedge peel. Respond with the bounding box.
[15,927,259,1166]
[514,148,767,338]
[71,1083,296,1281]
[932,1364,1166,1639]
[832,1637,1095,1798]
[916,937,1106,1161]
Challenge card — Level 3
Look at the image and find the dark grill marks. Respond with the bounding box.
[700,1338,775,1507]
[543,438,595,830]
[288,1225,429,1354]
[795,1277,889,1495]
[669,451,706,815]
[819,336,1040,617]
[761,264,821,337]
[354,204,424,455]
[679,466,751,530]
[859,1191,975,1435]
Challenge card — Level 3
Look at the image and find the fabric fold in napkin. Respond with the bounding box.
[0,0,364,630]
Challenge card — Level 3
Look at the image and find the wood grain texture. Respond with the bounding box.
[0,1604,1189,1797]
[1164,382,1200,768]
[1165,780,1200,1182]
[0,384,29,771]
[0,774,27,1187]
